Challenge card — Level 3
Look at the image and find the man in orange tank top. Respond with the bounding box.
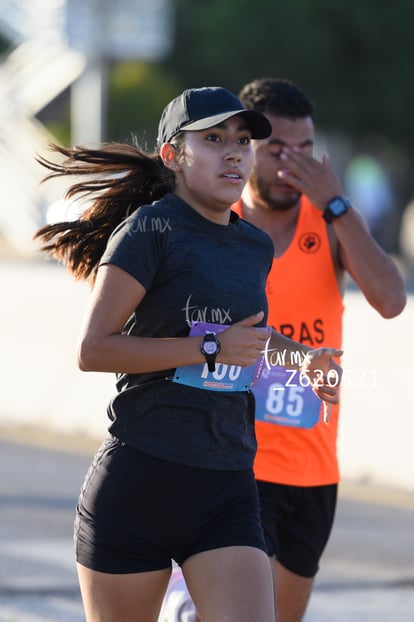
[235,78,406,622]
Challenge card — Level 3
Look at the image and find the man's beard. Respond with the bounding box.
[252,172,301,211]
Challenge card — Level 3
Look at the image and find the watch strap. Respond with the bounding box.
[200,331,221,372]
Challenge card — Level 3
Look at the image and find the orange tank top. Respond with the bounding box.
[233,197,344,485]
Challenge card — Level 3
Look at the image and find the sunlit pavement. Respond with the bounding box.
[305,484,414,621]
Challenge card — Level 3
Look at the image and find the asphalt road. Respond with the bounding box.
[1,435,413,622]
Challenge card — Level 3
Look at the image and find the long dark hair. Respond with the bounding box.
[34,140,176,283]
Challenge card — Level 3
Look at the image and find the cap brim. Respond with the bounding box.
[183,109,271,139]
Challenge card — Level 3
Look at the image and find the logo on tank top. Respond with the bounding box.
[298,232,321,253]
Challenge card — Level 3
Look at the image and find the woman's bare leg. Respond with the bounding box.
[77,563,172,622]
[182,546,275,622]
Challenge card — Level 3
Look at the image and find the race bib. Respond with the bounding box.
[173,321,265,392]
[253,365,322,428]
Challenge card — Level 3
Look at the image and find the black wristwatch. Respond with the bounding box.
[200,331,221,372]
[323,196,351,223]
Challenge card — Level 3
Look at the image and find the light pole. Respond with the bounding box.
[65,0,173,146]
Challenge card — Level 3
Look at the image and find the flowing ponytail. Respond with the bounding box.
[34,141,175,283]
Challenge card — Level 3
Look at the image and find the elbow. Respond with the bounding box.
[77,355,89,372]
[77,337,100,371]
[378,292,407,319]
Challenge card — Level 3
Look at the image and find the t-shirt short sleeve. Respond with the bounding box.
[100,206,163,291]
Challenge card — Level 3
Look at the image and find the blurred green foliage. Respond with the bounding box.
[106,62,182,148]
[163,0,414,149]
[42,1,414,160]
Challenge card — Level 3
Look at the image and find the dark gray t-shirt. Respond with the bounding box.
[100,193,274,470]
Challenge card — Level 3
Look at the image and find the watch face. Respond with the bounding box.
[329,198,348,216]
[203,342,218,354]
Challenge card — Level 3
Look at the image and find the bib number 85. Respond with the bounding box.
[265,383,305,417]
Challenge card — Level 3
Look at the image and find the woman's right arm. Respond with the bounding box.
[77,264,207,374]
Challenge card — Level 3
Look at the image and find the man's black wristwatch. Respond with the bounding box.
[323,196,351,223]
[200,331,221,372]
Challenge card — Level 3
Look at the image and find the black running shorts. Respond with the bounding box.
[75,436,267,573]
[257,479,337,577]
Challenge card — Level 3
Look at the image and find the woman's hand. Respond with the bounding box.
[217,311,270,367]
